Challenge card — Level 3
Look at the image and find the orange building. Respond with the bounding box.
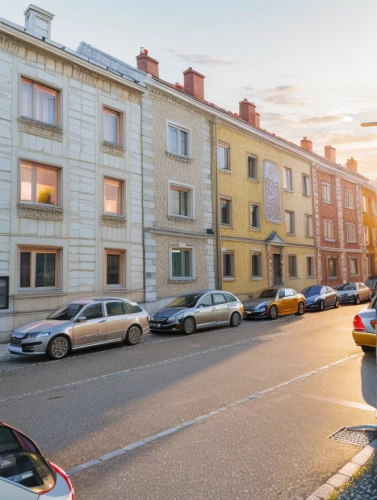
[361,182,377,279]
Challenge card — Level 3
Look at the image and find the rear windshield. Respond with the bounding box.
[47,303,84,320]
[302,286,322,296]
[167,294,203,308]
[338,283,356,291]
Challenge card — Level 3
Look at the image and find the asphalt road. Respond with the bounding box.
[0,304,375,499]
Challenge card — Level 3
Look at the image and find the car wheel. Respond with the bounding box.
[319,300,324,311]
[296,301,305,316]
[182,317,196,335]
[230,312,242,328]
[361,345,375,352]
[334,299,340,309]
[269,305,278,320]
[355,295,360,305]
[125,325,142,346]
[47,335,70,360]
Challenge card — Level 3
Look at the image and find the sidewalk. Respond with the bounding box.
[337,452,377,500]
[0,342,9,361]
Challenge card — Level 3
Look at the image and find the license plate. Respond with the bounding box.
[150,323,161,328]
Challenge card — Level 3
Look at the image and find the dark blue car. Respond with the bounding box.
[301,285,340,311]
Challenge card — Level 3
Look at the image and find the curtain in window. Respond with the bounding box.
[21,79,33,118]
[20,252,31,287]
[36,167,57,205]
[35,253,56,287]
[107,254,120,285]
[169,127,178,154]
[21,163,33,202]
[104,110,118,143]
[36,86,56,125]
[105,179,120,214]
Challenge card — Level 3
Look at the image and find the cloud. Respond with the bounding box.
[325,133,377,145]
[254,85,307,106]
[297,115,348,125]
[165,50,239,67]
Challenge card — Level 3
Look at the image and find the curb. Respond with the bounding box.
[307,438,377,499]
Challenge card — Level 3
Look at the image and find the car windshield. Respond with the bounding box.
[254,289,277,299]
[338,283,356,291]
[302,286,322,296]
[166,294,204,308]
[47,303,84,320]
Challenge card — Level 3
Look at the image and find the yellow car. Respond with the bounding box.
[352,296,377,352]
[243,287,306,320]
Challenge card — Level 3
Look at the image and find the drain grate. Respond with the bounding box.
[329,427,377,447]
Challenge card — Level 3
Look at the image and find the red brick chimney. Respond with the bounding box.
[183,67,205,101]
[345,157,358,172]
[136,48,159,78]
[239,99,256,126]
[324,145,336,163]
[300,136,313,153]
[255,112,260,128]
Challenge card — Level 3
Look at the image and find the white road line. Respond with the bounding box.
[66,352,360,477]
[301,394,376,412]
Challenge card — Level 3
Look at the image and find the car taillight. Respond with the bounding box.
[353,314,366,332]
[371,320,377,330]
[49,462,75,499]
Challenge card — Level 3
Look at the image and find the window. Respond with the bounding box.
[374,229,377,244]
[324,219,335,240]
[220,198,232,225]
[251,253,262,278]
[345,190,353,209]
[20,248,58,289]
[104,108,122,145]
[223,292,237,303]
[170,185,193,218]
[197,294,213,308]
[171,248,193,278]
[248,155,257,179]
[322,182,332,203]
[285,289,296,297]
[213,293,227,305]
[362,196,367,213]
[105,250,124,286]
[106,301,124,316]
[250,204,260,230]
[346,223,357,243]
[218,144,230,170]
[285,211,295,235]
[307,256,315,277]
[350,258,358,276]
[288,255,297,278]
[168,124,189,157]
[305,215,313,237]
[104,178,123,215]
[82,303,104,320]
[283,168,293,191]
[20,161,59,206]
[328,257,337,278]
[21,77,59,126]
[223,252,234,279]
[372,201,377,216]
[365,226,369,245]
[302,175,310,196]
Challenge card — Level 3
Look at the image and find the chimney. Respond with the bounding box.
[324,145,336,163]
[255,112,260,128]
[183,68,205,101]
[300,136,313,153]
[24,4,54,39]
[345,157,358,172]
[239,99,256,126]
[136,48,159,78]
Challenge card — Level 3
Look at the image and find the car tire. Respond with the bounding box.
[182,317,196,335]
[319,300,324,311]
[230,312,242,328]
[334,299,340,308]
[355,295,361,305]
[125,325,142,346]
[269,305,278,320]
[296,301,305,316]
[361,345,375,352]
[47,335,70,360]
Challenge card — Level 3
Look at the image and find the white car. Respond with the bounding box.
[0,423,74,499]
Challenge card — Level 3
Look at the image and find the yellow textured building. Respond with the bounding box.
[216,102,316,299]
[361,183,377,279]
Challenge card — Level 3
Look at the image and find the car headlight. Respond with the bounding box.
[169,313,183,321]
[256,302,269,310]
[29,331,51,339]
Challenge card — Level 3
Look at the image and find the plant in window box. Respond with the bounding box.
[37,187,54,204]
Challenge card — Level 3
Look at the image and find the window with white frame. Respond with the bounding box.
[285,211,295,235]
[302,174,310,196]
[247,155,257,179]
[20,248,59,289]
[104,108,122,145]
[307,256,315,277]
[168,124,189,157]
[251,253,262,278]
[105,250,124,286]
[104,178,123,215]
[324,219,335,240]
[328,257,337,278]
[288,255,297,278]
[218,144,230,170]
[305,215,313,237]
[169,185,193,218]
[283,168,293,191]
[171,248,193,278]
[362,196,367,213]
[21,161,59,206]
[350,258,358,276]
[21,77,59,126]
[223,252,234,279]
[345,190,353,209]
[346,223,357,243]
[220,198,232,225]
[364,226,369,245]
[250,203,260,230]
[322,182,332,203]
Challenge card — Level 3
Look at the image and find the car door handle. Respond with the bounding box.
[99,319,106,323]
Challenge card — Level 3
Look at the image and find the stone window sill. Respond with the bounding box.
[166,151,193,163]
[250,227,261,232]
[17,203,63,221]
[324,238,335,242]
[219,168,231,174]
[15,289,62,298]
[248,177,259,183]
[252,276,263,280]
[306,275,316,279]
[102,141,125,157]
[18,116,63,141]
[286,232,296,237]
[169,278,196,284]
[168,215,196,223]
[284,189,293,193]
[101,215,127,228]
[223,277,235,281]
[288,276,299,279]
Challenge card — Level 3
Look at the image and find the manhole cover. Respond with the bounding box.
[329,427,377,447]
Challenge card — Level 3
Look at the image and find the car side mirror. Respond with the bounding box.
[75,316,87,323]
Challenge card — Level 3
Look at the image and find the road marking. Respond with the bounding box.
[66,352,360,477]
[301,394,376,412]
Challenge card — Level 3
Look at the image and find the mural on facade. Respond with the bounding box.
[264,160,281,223]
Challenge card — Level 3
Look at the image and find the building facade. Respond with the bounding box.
[362,181,377,279]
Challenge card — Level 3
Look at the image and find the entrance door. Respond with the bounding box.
[273,254,282,286]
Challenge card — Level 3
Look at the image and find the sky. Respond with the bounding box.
[4,0,377,179]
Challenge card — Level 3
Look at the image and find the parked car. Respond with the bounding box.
[9,298,149,360]
[337,282,371,305]
[301,285,340,311]
[149,290,244,334]
[352,295,377,352]
[0,422,74,499]
[243,287,306,320]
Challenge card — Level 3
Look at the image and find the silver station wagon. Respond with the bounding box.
[9,298,150,360]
